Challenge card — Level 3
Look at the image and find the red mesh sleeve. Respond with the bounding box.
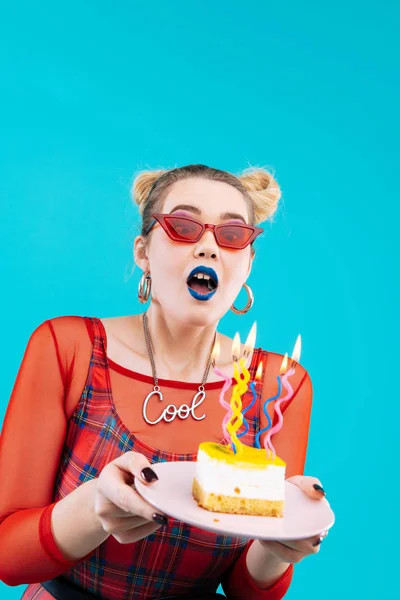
[221,542,294,599]
[0,320,82,585]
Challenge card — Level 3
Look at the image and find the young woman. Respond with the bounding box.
[0,164,327,600]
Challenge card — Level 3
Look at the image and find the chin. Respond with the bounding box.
[182,300,227,327]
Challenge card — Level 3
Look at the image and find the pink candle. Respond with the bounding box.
[264,337,301,458]
[211,340,233,446]
[264,364,295,459]
[214,365,233,445]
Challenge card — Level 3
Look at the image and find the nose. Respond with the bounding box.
[193,228,219,260]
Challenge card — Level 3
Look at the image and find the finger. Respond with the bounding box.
[286,475,326,499]
[261,540,307,564]
[100,515,151,534]
[278,539,312,553]
[97,466,167,522]
[281,535,326,553]
[112,520,165,544]
[311,530,329,548]
[276,529,329,553]
[112,451,159,485]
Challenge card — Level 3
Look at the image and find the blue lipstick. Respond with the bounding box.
[187,266,218,302]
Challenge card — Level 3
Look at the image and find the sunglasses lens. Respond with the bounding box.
[164,216,203,241]
[217,225,254,248]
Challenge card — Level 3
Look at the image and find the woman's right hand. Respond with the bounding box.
[94,451,168,544]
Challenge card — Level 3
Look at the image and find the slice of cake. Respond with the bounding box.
[192,442,286,517]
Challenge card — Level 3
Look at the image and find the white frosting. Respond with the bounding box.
[195,449,285,501]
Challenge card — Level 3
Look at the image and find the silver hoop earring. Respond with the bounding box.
[138,273,152,304]
[230,283,254,314]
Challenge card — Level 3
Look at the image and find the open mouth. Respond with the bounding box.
[187,266,218,299]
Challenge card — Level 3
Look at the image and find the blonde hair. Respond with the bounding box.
[131,164,281,235]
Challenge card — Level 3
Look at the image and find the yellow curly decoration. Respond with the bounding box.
[226,358,251,454]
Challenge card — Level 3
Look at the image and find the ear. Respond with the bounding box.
[134,235,150,273]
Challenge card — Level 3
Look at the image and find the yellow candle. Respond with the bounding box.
[226,325,256,454]
[226,358,246,454]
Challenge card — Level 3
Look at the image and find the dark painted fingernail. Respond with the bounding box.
[312,536,324,547]
[313,484,326,496]
[153,513,168,526]
[141,467,158,483]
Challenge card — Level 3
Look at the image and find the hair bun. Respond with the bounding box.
[239,167,282,224]
[132,170,167,214]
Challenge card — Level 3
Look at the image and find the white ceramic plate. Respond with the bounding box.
[135,461,335,541]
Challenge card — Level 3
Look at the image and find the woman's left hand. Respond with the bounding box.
[260,475,329,564]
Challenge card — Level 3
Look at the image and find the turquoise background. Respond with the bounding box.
[0,1,398,598]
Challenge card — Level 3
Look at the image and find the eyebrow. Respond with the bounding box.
[170,204,247,224]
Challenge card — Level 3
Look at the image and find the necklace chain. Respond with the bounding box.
[142,312,215,392]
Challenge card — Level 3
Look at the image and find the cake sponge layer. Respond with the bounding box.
[193,478,284,517]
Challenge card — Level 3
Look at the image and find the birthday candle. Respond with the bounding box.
[264,335,302,459]
[226,324,257,453]
[255,373,282,449]
[211,340,232,444]
[226,334,245,454]
[211,340,234,446]
[238,361,263,439]
[263,355,293,458]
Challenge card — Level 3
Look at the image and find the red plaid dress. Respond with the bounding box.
[21,317,270,600]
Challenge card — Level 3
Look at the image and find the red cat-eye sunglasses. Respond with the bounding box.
[145,213,263,250]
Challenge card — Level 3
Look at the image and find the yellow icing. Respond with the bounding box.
[199,442,286,469]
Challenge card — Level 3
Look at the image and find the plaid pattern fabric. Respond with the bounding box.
[22,318,267,600]
[21,583,53,600]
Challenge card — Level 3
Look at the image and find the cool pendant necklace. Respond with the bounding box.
[142,312,216,425]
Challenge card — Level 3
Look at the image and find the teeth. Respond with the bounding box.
[187,271,217,292]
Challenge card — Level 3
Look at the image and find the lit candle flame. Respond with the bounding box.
[255,361,263,381]
[211,339,221,367]
[280,353,289,375]
[291,334,301,364]
[232,333,241,363]
[243,322,257,358]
